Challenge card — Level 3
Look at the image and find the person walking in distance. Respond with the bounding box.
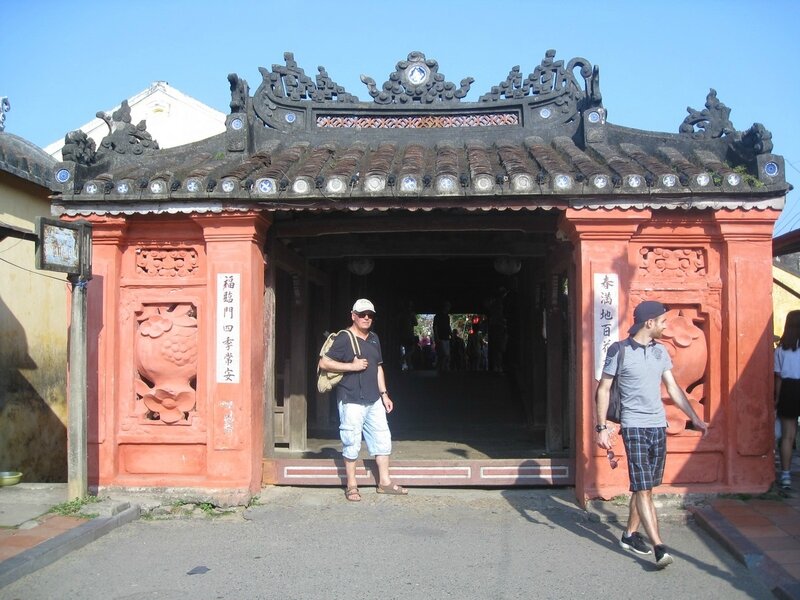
[595,301,707,568]
[318,299,408,502]
[775,310,800,489]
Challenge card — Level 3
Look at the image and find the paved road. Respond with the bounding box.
[0,488,770,600]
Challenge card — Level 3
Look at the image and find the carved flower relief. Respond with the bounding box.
[134,304,198,424]
[135,248,198,277]
[658,308,707,434]
[638,247,706,279]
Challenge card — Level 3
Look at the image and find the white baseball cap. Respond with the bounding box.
[352,298,376,313]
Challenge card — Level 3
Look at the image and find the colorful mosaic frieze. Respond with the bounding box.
[316,113,518,129]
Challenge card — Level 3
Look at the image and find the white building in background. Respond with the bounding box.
[45,81,226,159]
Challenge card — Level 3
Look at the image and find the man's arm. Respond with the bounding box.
[377,365,393,413]
[595,374,614,450]
[317,334,369,373]
[662,369,708,436]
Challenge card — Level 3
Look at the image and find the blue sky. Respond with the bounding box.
[4,0,799,235]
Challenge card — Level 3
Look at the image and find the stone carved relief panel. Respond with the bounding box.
[658,307,707,435]
[638,247,707,279]
[134,303,198,424]
[135,247,199,277]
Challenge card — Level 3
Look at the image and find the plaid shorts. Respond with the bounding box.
[621,427,666,492]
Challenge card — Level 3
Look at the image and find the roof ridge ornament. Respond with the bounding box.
[679,89,735,139]
[95,100,160,157]
[61,130,97,166]
[0,96,9,132]
[478,49,599,108]
[257,52,358,104]
[360,51,474,104]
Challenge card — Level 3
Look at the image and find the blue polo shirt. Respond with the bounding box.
[324,330,383,404]
[603,337,671,428]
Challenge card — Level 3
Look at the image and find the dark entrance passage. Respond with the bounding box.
[264,210,575,486]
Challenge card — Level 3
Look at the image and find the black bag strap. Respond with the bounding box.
[615,339,626,377]
[342,329,361,357]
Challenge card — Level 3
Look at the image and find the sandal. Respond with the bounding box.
[376,483,408,495]
[345,488,361,502]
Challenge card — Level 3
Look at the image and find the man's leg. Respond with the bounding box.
[633,489,663,546]
[626,494,641,535]
[345,458,359,491]
[375,454,392,487]
[338,400,365,496]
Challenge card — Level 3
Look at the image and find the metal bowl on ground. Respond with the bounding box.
[0,471,23,486]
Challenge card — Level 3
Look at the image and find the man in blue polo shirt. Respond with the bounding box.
[595,300,707,569]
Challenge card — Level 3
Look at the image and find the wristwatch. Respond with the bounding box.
[595,424,608,433]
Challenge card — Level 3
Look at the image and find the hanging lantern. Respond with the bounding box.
[348,257,374,275]
[493,256,521,275]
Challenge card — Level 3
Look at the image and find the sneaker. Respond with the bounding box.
[620,531,652,555]
[780,475,792,489]
[654,544,673,569]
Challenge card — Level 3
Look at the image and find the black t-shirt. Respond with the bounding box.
[325,330,382,404]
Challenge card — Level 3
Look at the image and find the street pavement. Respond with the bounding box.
[0,486,776,600]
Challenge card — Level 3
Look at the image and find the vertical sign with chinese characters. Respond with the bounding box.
[216,274,241,383]
[593,273,619,380]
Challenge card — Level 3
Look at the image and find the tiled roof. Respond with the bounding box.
[0,132,55,188]
[49,51,790,217]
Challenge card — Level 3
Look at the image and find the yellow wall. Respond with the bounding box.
[774,263,800,342]
[0,173,68,481]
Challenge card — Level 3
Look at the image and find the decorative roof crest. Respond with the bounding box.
[95,100,160,157]
[61,130,97,165]
[679,89,734,139]
[256,52,358,104]
[0,97,9,132]
[479,49,599,108]
[360,51,474,104]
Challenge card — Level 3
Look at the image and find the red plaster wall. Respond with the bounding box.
[82,212,270,498]
[562,207,780,505]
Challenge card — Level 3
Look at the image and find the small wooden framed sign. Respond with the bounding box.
[35,217,92,278]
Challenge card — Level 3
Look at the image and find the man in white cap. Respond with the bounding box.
[595,300,707,568]
[318,298,408,501]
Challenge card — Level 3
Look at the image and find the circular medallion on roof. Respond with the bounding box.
[407,64,430,86]
[326,177,346,194]
[292,178,310,194]
[230,118,244,131]
[592,174,609,189]
[587,111,602,124]
[554,174,572,190]
[474,174,494,193]
[116,182,130,194]
[364,175,385,192]
[661,174,677,188]
[627,174,642,188]
[400,175,417,192]
[221,178,237,193]
[256,178,276,195]
[695,173,711,187]
[511,174,533,192]
[149,180,165,194]
[764,161,780,177]
[84,182,99,195]
[539,107,552,119]
[436,175,457,193]
[725,172,741,186]
[55,168,71,183]
[285,112,297,124]
[185,178,202,193]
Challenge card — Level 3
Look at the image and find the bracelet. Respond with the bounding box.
[380,391,388,396]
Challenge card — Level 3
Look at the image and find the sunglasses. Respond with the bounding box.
[355,312,375,319]
[607,450,619,470]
